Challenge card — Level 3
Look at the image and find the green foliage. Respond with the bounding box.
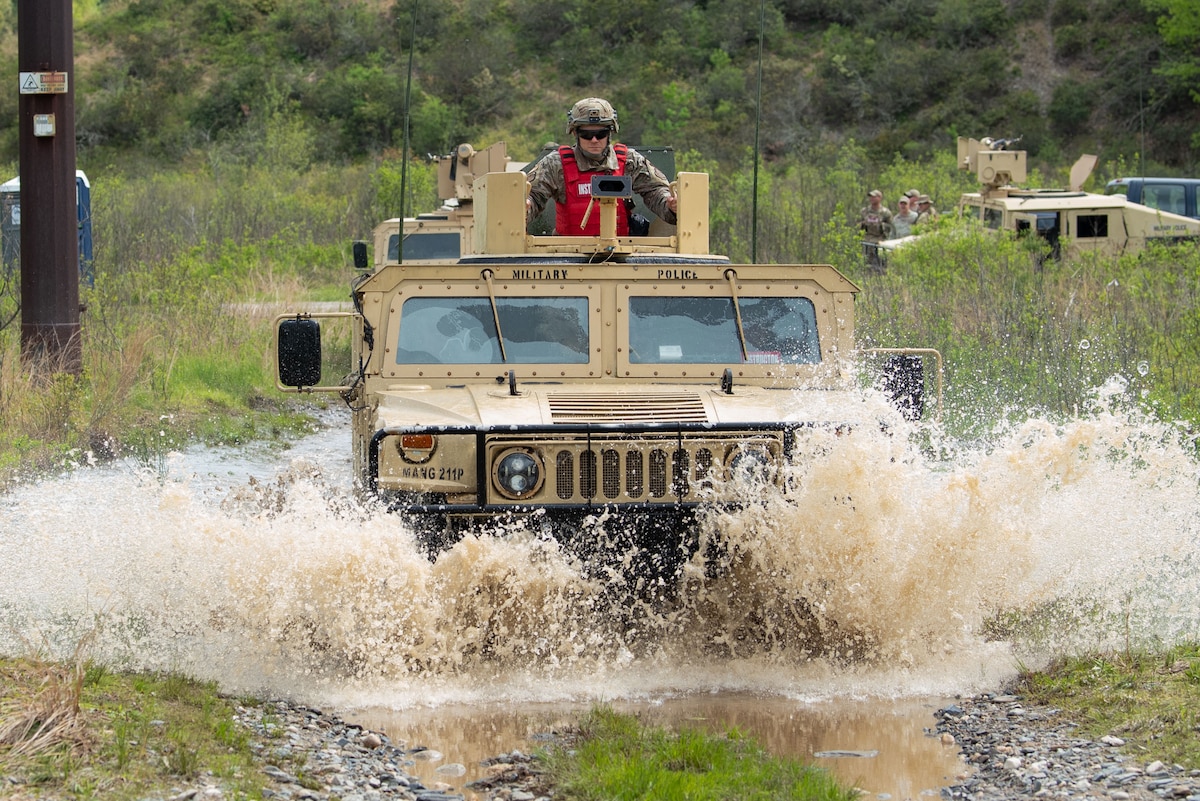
[1146,0,1200,146]
[1048,79,1095,136]
[6,0,1195,169]
[544,706,859,801]
[856,225,1200,436]
[0,129,378,479]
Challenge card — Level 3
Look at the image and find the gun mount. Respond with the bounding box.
[958,137,1028,196]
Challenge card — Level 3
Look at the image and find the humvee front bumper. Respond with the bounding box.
[368,421,830,515]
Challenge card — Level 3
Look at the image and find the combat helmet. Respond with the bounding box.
[567,97,619,136]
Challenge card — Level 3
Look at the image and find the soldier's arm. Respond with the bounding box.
[526,155,565,222]
[627,152,678,225]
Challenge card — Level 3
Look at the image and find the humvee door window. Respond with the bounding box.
[1076,214,1108,238]
[1143,184,1186,216]
[396,296,589,364]
[983,208,1003,229]
[387,232,462,261]
[629,296,820,364]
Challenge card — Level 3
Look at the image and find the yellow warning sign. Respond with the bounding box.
[19,72,69,94]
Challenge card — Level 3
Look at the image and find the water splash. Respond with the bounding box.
[2,394,1198,709]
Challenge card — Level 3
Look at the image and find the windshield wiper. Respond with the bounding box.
[724,268,748,362]
[481,269,509,362]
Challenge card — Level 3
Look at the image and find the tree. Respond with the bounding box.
[1145,0,1200,104]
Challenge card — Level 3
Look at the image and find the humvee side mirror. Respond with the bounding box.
[352,240,369,270]
[278,318,323,388]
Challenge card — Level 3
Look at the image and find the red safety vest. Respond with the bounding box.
[555,144,629,236]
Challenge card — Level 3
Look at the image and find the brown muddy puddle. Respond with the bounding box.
[351,693,963,800]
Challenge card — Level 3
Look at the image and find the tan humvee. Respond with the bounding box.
[956,137,1200,258]
[871,137,1200,262]
[275,150,938,571]
[371,142,518,265]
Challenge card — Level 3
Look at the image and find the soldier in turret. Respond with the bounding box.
[526,97,677,235]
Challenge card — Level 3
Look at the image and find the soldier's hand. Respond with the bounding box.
[667,194,677,213]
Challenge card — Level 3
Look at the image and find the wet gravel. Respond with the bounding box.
[220,700,551,801]
[935,693,1200,801]
[148,693,1200,801]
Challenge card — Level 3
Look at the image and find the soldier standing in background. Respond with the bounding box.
[858,190,894,242]
[526,97,677,235]
[857,189,893,269]
[892,196,919,237]
[915,194,939,226]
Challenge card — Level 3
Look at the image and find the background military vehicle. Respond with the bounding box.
[871,138,1200,263]
[956,137,1200,258]
[276,154,938,577]
[370,142,517,266]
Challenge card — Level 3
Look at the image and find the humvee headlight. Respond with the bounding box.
[493,449,543,499]
[728,445,773,481]
[397,433,436,464]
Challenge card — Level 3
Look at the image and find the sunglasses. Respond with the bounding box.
[577,128,610,140]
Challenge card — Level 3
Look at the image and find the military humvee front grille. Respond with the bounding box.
[547,393,709,423]
[474,429,790,507]
[580,450,597,497]
[695,448,714,490]
[671,449,690,497]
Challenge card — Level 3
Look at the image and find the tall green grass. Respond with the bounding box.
[858,225,1200,436]
[0,151,439,480]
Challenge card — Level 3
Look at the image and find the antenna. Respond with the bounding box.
[751,0,765,264]
[397,1,418,263]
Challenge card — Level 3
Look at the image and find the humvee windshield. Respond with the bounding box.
[396,296,589,364]
[629,296,820,365]
[394,294,821,367]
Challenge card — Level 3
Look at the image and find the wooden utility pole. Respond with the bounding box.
[18,0,81,374]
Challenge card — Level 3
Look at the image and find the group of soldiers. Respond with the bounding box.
[857,188,939,246]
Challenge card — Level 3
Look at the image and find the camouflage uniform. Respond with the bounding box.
[526,144,677,228]
[857,197,894,243]
[915,195,939,226]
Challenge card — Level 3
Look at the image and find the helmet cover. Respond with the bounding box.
[566,97,619,135]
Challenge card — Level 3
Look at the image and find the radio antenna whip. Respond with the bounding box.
[397,1,417,262]
[751,0,766,264]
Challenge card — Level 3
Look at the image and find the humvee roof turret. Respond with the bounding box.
[275,146,939,575]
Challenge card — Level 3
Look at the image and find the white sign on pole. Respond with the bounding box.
[19,72,69,94]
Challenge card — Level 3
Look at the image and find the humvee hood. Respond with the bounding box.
[373,382,868,430]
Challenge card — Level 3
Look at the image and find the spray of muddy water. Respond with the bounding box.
[2,384,1199,712]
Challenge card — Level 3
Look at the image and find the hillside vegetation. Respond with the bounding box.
[0,0,1199,475]
[0,0,1198,174]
